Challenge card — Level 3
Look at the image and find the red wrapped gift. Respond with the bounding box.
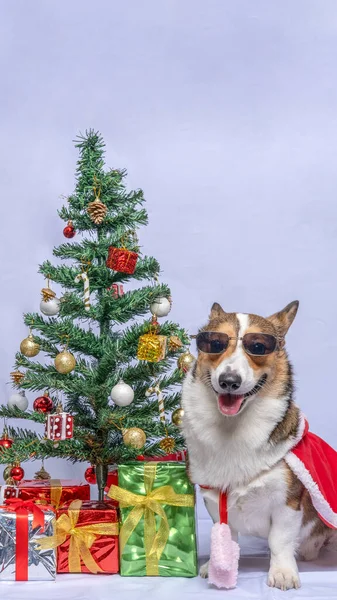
[137,450,187,462]
[18,479,90,509]
[104,470,118,503]
[106,246,138,274]
[55,500,119,574]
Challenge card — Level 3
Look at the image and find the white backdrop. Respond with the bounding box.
[1,0,337,554]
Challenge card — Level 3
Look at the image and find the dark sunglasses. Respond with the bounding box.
[196,331,281,356]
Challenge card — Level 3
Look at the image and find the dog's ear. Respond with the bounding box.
[209,302,227,320]
[267,301,299,336]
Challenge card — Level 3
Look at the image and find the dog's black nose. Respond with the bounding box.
[218,372,242,392]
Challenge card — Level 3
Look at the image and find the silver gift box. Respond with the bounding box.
[0,507,56,581]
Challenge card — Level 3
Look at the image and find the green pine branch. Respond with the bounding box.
[58,204,148,233]
[24,313,102,359]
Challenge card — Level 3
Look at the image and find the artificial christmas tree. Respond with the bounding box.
[0,130,191,502]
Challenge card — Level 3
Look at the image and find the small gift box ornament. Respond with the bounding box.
[106,246,138,274]
[0,499,56,581]
[108,283,124,298]
[137,318,167,363]
[38,500,119,574]
[0,484,19,501]
[45,403,74,441]
[137,333,167,362]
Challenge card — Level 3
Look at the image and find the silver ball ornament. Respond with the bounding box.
[150,297,171,318]
[110,380,134,407]
[40,297,60,316]
[8,391,28,411]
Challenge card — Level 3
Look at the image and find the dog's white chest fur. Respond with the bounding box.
[181,373,299,539]
[201,462,288,538]
[182,374,295,491]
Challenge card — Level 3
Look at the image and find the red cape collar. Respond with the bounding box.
[201,414,337,529]
[285,416,337,529]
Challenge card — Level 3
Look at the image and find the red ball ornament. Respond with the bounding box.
[10,464,25,482]
[63,220,76,239]
[33,394,54,414]
[84,466,96,485]
[0,433,13,450]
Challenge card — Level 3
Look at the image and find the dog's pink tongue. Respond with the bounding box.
[218,394,244,416]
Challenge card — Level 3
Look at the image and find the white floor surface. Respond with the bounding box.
[1,521,337,600]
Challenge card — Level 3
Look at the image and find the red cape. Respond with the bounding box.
[285,418,337,529]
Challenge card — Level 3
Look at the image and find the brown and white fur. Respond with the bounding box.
[182,301,336,591]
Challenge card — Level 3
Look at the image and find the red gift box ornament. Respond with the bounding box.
[106,246,138,275]
[108,283,124,298]
[45,403,74,441]
[0,484,19,501]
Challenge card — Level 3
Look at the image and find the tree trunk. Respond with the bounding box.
[96,463,108,501]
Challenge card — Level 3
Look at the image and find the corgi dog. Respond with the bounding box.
[181,301,337,591]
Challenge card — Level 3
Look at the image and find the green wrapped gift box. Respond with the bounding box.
[108,461,198,577]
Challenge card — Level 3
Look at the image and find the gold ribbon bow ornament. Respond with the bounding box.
[38,500,119,573]
[108,463,194,576]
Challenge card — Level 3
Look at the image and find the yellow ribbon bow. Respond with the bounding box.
[38,499,119,573]
[108,463,194,576]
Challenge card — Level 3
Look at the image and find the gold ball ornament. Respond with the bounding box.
[122,427,146,449]
[54,350,76,374]
[20,333,40,357]
[3,465,13,482]
[5,476,16,486]
[172,407,184,427]
[177,351,195,373]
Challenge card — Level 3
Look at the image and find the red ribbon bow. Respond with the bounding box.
[5,498,46,581]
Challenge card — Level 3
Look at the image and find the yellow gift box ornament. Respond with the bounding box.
[137,318,167,363]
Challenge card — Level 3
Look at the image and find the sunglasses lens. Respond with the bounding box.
[196,332,229,354]
[243,333,277,356]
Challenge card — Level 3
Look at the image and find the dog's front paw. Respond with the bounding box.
[268,566,301,591]
[199,560,209,579]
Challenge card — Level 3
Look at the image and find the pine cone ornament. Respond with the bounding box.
[159,436,175,454]
[34,464,51,480]
[87,198,107,224]
[41,287,56,302]
[10,370,25,385]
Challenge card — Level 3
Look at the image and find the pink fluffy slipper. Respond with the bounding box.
[208,491,240,589]
[208,522,240,588]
